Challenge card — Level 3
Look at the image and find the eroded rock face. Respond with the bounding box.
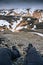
[36,22,43,29]
[33,10,43,23]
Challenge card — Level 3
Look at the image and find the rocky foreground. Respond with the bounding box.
[0,31,43,65]
[0,31,43,54]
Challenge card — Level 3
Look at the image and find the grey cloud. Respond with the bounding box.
[0,0,43,3]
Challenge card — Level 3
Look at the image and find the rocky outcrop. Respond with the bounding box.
[33,9,43,22]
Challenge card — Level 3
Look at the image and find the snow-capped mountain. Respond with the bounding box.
[0,9,43,32]
[0,9,31,16]
[0,17,32,32]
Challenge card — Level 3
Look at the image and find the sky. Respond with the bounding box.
[0,0,43,10]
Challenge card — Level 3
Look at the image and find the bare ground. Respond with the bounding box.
[0,30,43,56]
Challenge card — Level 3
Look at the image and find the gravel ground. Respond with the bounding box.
[0,30,43,65]
[0,30,43,55]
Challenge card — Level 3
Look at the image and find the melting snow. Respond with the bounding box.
[33,32,43,37]
[12,17,22,29]
[32,25,36,30]
[1,29,4,32]
[16,26,24,30]
[10,12,14,15]
[14,9,27,14]
[16,25,27,30]
[0,20,10,28]
[39,18,42,23]
[0,17,23,32]
[27,18,31,21]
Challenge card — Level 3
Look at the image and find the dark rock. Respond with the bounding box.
[36,22,43,29]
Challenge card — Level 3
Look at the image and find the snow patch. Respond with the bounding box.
[39,19,42,23]
[0,20,10,28]
[10,12,14,15]
[33,32,43,37]
[32,25,36,30]
[27,18,31,21]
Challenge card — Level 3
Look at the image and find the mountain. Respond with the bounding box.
[0,9,43,32]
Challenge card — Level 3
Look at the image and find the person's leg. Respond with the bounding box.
[11,46,21,60]
[23,44,43,65]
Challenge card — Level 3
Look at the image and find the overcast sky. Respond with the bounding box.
[0,0,43,10]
